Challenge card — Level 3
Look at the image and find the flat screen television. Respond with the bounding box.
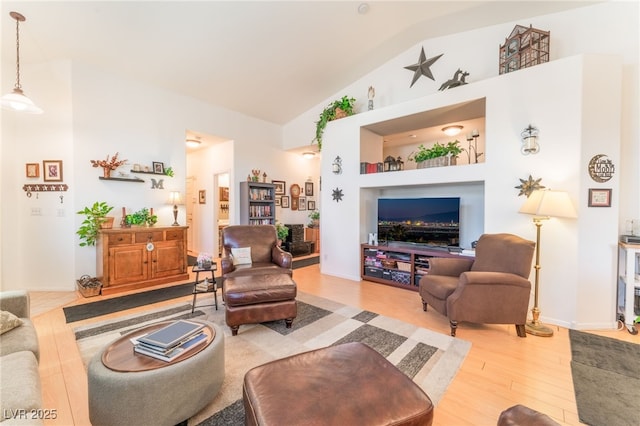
[377,197,460,247]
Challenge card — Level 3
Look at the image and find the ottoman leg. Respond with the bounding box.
[285,318,293,328]
[230,325,240,336]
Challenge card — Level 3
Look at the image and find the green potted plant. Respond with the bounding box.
[125,208,158,227]
[313,96,356,151]
[409,140,462,168]
[76,201,115,247]
[308,210,320,228]
[275,223,289,246]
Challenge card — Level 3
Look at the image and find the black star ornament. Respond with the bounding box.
[332,188,344,202]
[404,47,444,88]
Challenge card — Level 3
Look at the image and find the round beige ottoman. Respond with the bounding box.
[88,320,224,426]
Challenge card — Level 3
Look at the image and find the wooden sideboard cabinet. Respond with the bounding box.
[97,226,189,295]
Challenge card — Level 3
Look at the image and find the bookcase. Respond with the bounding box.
[361,243,474,291]
[240,182,276,225]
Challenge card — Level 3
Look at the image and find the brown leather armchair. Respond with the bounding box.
[419,233,535,337]
[221,225,292,279]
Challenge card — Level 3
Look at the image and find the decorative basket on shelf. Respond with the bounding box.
[76,275,102,297]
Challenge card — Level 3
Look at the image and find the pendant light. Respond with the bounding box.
[1,12,43,114]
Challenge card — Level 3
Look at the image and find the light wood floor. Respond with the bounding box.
[29,263,639,426]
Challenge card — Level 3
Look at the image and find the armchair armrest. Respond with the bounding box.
[271,245,293,270]
[428,257,474,277]
[0,290,30,318]
[221,256,236,275]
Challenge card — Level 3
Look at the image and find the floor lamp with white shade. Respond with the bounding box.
[519,189,577,336]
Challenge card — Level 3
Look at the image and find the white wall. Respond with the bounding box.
[319,54,622,330]
[292,0,638,331]
[1,61,294,291]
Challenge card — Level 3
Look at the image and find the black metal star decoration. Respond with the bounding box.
[404,46,444,88]
[515,175,545,197]
[332,187,344,202]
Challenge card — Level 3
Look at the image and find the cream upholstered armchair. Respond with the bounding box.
[220,225,292,279]
[419,233,535,337]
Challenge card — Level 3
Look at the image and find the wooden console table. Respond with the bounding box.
[96,226,189,295]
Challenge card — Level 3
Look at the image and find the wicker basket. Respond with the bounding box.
[77,275,102,298]
[334,107,348,120]
[397,262,412,272]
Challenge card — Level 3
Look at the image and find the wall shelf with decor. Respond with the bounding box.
[240,181,276,225]
[99,176,145,183]
[361,243,474,291]
[130,170,168,176]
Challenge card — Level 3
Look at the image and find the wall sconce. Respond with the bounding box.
[442,125,463,137]
[521,125,540,155]
[332,156,342,174]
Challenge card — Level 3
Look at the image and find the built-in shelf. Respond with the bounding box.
[99,176,145,183]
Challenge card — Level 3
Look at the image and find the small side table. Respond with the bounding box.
[191,264,218,313]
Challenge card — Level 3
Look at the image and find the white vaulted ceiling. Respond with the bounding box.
[1,1,598,125]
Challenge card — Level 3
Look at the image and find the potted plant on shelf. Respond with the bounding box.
[125,208,158,227]
[275,223,289,246]
[308,211,320,228]
[90,152,128,178]
[409,140,462,168]
[76,201,115,247]
[313,96,356,151]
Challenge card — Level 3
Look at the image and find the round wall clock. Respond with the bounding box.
[290,184,301,198]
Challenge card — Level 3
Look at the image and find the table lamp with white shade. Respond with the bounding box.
[168,191,183,226]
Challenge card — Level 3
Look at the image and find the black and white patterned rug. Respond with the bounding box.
[74,292,471,425]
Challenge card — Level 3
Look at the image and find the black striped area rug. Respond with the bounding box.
[64,256,319,323]
[74,292,470,426]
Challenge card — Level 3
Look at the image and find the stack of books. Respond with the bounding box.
[195,277,215,292]
[132,320,206,362]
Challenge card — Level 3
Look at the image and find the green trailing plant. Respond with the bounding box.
[313,95,356,151]
[76,201,114,247]
[409,140,462,163]
[275,222,289,241]
[125,208,158,227]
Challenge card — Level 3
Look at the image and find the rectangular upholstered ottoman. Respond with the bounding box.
[243,342,434,426]
[224,273,297,335]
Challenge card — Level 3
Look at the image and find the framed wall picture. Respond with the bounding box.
[26,163,39,178]
[299,197,307,211]
[43,160,63,182]
[275,197,281,207]
[219,187,229,201]
[588,188,612,207]
[152,162,165,174]
[305,182,314,196]
[272,180,286,195]
[199,190,206,204]
[281,196,290,208]
[308,200,316,210]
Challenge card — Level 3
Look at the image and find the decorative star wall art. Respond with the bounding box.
[515,175,545,197]
[404,46,443,88]
[332,187,344,202]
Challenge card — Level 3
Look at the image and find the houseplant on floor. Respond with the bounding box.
[275,223,289,246]
[76,201,115,247]
[313,96,356,151]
